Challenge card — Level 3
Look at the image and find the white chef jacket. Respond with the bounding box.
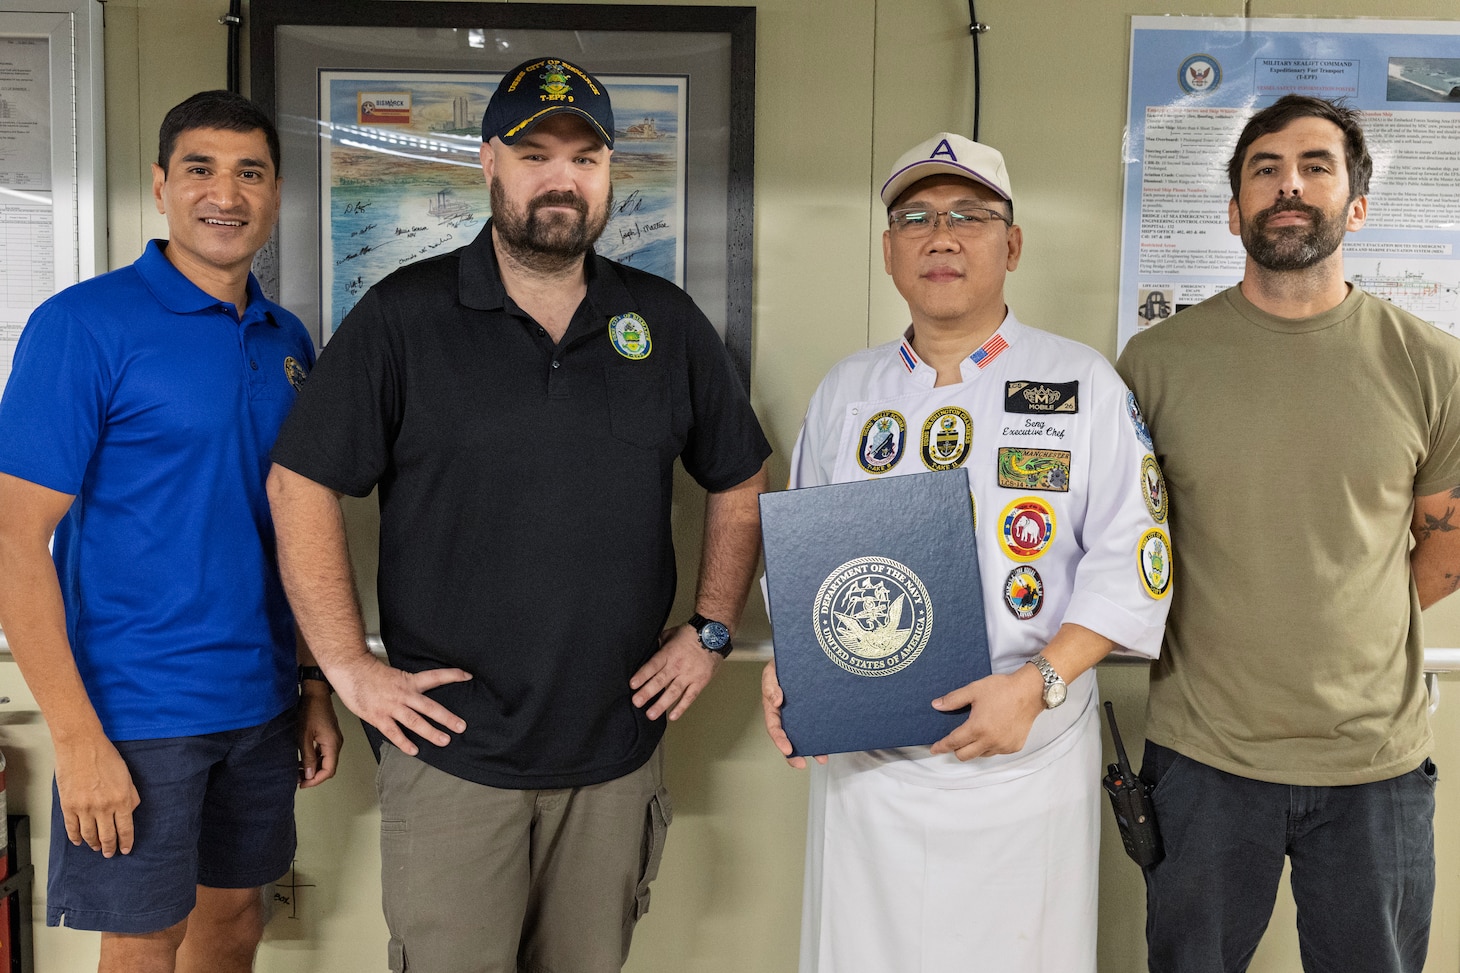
[789,311,1171,973]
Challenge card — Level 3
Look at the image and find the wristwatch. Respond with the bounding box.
[688,613,733,658]
[298,665,333,694]
[1028,654,1066,709]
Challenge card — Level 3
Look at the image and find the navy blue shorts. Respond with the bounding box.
[46,707,299,933]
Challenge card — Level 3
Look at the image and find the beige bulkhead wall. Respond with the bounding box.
[0,0,1454,969]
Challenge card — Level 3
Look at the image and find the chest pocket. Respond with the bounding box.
[605,365,672,450]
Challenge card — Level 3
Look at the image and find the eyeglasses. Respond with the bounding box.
[887,206,1012,237]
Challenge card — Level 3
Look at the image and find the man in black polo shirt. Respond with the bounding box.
[266,57,770,972]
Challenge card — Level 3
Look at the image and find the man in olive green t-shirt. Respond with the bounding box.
[1118,94,1460,973]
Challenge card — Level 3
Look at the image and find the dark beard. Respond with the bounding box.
[490,179,612,272]
[1240,198,1347,272]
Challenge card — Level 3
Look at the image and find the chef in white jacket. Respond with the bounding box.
[762,133,1172,973]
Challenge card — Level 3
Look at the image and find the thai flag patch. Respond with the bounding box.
[898,342,918,372]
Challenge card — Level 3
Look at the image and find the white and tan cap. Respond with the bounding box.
[880,132,1014,208]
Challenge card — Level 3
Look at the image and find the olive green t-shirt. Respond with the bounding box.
[1117,284,1460,785]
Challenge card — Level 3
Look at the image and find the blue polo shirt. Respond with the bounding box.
[0,240,313,740]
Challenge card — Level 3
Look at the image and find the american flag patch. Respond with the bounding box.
[898,341,918,372]
[970,333,1008,369]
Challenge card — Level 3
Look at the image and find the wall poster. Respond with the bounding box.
[1119,17,1460,351]
[319,69,687,336]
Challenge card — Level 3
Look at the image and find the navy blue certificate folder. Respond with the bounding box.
[759,469,991,757]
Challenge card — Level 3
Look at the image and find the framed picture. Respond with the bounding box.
[250,0,755,387]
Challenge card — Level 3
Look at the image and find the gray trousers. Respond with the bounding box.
[377,743,671,973]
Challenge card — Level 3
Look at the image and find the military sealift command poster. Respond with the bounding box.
[1118,17,1460,352]
[319,68,687,338]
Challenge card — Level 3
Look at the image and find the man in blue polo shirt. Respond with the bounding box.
[0,90,341,972]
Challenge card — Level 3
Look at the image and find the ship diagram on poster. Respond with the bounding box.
[319,70,687,337]
[1118,18,1460,350]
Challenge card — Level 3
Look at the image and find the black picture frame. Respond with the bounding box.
[249,0,756,388]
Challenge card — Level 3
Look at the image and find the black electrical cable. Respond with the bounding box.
[967,0,985,141]
[223,0,242,93]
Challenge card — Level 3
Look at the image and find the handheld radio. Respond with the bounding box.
[1101,701,1163,868]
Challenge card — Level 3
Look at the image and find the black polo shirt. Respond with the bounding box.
[272,224,771,788]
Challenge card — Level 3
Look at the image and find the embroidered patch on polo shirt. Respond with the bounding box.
[609,313,652,360]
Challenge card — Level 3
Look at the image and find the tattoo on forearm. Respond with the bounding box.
[1449,486,1460,500]
[1419,506,1459,541]
[1446,572,1460,594]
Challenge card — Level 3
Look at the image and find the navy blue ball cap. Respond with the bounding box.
[482,57,615,148]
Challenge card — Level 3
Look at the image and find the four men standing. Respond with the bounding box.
[0,55,1452,973]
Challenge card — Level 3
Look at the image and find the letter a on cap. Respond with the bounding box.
[929,138,958,161]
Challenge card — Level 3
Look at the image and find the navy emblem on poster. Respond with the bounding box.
[1126,391,1154,451]
[858,410,907,474]
[814,556,934,677]
[1141,454,1168,523]
[1004,381,1078,414]
[920,407,973,471]
[283,356,308,393]
[1003,566,1044,620]
[997,447,1071,492]
[608,312,652,360]
[1138,527,1173,599]
[1178,54,1221,95]
[998,496,1056,562]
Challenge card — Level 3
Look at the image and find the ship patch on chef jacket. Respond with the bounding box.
[608,313,652,360]
[920,407,972,471]
[998,496,1056,562]
[858,410,907,474]
[1004,380,1078,414]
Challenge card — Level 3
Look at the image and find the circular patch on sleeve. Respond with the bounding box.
[858,410,907,474]
[1138,527,1173,599]
[609,312,652,360]
[998,496,1056,562]
[920,407,972,471]
[1003,566,1044,620]
[1141,454,1168,523]
[1126,391,1154,451]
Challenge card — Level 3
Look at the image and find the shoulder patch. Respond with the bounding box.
[1126,391,1154,451]
[1141,454,1168,523]
[1005,380,1078,414]
[1138,527,1173,599]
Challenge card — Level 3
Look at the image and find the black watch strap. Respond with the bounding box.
[687,612,734,658]
[298,665,332,692]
